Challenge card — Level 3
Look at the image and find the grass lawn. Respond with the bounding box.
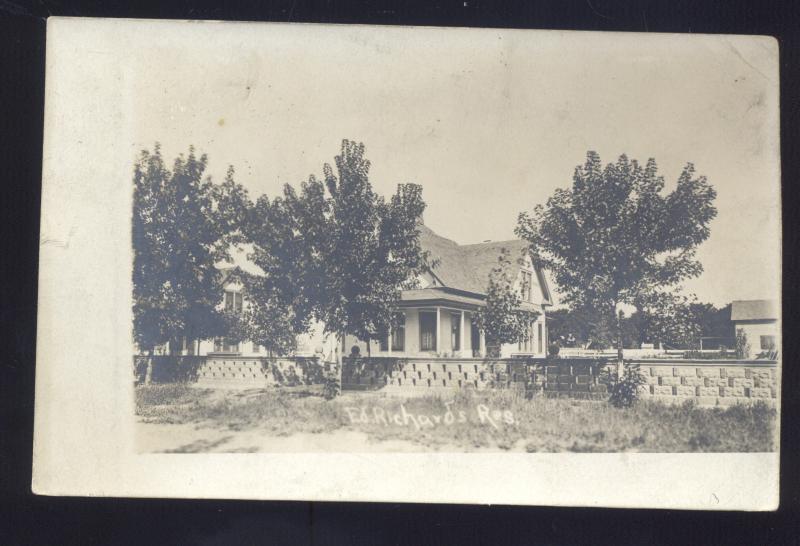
[135,384,777,453]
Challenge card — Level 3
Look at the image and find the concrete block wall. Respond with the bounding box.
[341,357,779,406]
[194,356,325,388]
[342,357,534,391]
[134,355,325,388]
[133,355,205,383]
[632,361,778,406]
[538,360,609,396]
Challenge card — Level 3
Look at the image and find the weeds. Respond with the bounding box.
[135,385,777,452]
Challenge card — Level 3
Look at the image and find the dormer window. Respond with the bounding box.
[224,290,243,314]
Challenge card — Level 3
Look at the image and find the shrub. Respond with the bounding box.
[604,363,647,408]
[322,368,341,400]
[735,329,750,359]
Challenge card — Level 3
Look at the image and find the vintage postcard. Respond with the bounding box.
[33,18,780,509]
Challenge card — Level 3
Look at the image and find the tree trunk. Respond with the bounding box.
[144,348,154,385]
[338,331,345,391]
[615,309,624,379]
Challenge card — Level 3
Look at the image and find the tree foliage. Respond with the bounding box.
[132,145,250,353]
[244,139,429,352]
[635,292,702,349]
[474,249,540,354]
[735,328,751,359]
[550,300,734,350]
[516,151,717,354]
[315,140,428,345]
[243,178,329,354]
[546,306,619,349]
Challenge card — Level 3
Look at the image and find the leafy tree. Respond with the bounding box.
[635,292,702,349]
[315,140,429,359]
[243,179,329,355]
[243,139,428,370]
[690,302,733,345]
[546,306,619,349]
[132,145,249,381]
[516,152,717,372]
[474,249,540,357]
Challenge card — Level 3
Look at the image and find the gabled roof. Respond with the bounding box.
[417,224,552,305]
[731,299,778,321]
[218,265,256,286]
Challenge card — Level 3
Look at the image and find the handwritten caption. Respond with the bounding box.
[344,403,515,430]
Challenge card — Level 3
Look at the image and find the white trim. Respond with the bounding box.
[435,307,441,354]
[460,310,465,357]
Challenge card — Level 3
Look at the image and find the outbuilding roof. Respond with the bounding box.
[731,299,778,321]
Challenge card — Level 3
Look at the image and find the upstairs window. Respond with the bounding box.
[520,271,533,302]
[224,290,243,314]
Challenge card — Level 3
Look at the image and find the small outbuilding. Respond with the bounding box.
[730,299,779,358]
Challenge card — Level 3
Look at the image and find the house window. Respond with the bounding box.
[392,314,406,351]
[760,335,776,350]
[214,338,240,353]
[538,323,543,353]
[379,314,406,352]
[518,323,534,353]
[520,271,533,302]
[451,313,461,352]
[527,323,534,352]
[419,312,437,352]
[224,290,243,314]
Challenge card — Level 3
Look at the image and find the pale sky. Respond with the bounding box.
[127,23,780,306]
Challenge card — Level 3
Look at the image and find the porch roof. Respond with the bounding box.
[399,288,484,309]
[398,287,540,313]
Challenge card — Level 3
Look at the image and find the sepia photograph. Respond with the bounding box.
[127,26,780,455]
[32,18,781,507]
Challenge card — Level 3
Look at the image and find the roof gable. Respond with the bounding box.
[731,299,778,321]
[417,224,551,304]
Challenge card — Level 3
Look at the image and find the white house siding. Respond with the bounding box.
[733,320,779,358]
[500,312,547,358]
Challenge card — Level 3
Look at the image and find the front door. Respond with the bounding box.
[471,323,480,356]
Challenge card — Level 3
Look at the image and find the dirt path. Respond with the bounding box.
[136,420,438,453]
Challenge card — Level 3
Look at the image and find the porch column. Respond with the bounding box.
[460,310,466,358]
[479,329,486,357]
[387,326,392,357]
[435,307,441,354]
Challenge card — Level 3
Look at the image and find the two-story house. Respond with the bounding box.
[339,224,553,359]
[157,224,552,360]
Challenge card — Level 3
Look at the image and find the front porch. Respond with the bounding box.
[340,287,547,360]
[341,300,486,359]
